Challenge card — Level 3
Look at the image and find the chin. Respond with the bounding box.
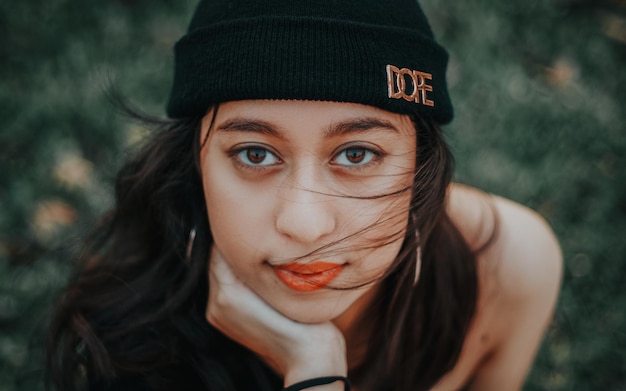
[287,313,334,324]
[269,291,361,324]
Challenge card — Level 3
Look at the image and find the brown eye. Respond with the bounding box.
[345,148,365,163]
[246,148,266,164]
[235,147,279,167]
[333,146,379,167]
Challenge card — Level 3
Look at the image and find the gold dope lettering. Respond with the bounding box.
[386,64,435,107]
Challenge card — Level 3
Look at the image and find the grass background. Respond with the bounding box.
[1,0,625,389]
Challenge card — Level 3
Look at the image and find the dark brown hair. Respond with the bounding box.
[46,111,479,391]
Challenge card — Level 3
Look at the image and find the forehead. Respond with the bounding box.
[201,100,416,141]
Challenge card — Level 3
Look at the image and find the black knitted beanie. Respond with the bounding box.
[167,0,453,124]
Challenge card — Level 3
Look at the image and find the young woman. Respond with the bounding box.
[47,0,562,390]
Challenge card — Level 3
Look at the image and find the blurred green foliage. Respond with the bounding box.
[1,0,624,390]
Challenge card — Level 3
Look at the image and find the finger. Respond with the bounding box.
[207,247,299,334]
[208,246,272,318]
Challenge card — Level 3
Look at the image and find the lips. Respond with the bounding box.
[273,261,344,292]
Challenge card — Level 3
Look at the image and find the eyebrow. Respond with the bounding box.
[215,119,286,140]
[214,117,399,139]
[324,118,399,137]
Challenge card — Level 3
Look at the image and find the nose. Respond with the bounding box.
[275,181,336,245]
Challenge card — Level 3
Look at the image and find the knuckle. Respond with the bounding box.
[214,290,232,308]
[206,311,218,325]
[209,289,234,313]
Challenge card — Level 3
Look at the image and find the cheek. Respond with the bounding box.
[358,196,412,262]
[201,156,273,269]
[349,192,412,243]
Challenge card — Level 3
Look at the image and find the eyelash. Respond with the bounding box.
[228,146,282,171]
[330,145,383,170]
[228,144,384,171]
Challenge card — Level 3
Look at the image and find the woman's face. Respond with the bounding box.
[200,100,416,323]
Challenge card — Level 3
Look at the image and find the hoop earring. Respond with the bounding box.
[414,231,422,286]
[185,227,197,264]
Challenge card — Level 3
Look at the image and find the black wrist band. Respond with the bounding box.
[282,376,351,391]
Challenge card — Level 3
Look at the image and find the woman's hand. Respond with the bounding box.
[206,246,348,388]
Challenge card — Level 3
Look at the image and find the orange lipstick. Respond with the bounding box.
[273,261,344,292]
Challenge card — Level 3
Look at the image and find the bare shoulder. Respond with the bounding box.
[447,182,562,302]
[445,183,563,389]
[487,193,562,303]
